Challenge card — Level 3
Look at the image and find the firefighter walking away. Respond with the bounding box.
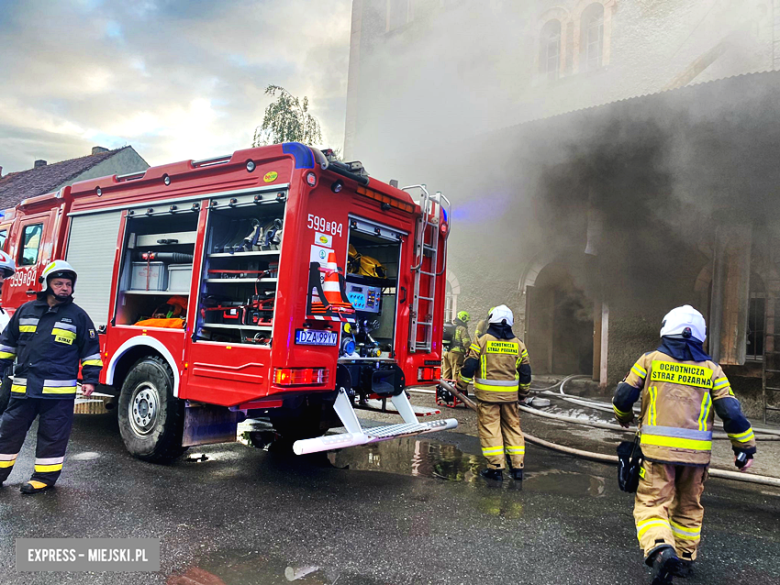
[612,305,756,584]
[458,305,531,481]
[442,311,471,382]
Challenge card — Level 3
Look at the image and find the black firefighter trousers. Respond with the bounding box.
[0,397,74,486]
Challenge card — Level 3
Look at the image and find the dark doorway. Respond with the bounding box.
[525,262,594,376]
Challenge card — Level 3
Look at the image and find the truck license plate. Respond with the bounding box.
[295,329,338,346]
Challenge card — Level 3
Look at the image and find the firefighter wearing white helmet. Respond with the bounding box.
[458,304,532,481]
[612,305,756,583]
[0,259,102,494]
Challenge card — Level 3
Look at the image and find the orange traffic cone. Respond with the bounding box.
[309,251,356,318]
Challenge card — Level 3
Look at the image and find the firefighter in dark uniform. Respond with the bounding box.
[0,260,103,494]
[458,305,531,481]
[442,311,471,381]
[612,305,756,584]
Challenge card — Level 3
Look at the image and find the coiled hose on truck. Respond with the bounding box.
[434,380,780,488]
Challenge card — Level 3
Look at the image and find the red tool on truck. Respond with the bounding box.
[0,143,456,460]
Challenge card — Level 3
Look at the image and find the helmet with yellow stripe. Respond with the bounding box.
[39,260,77,290]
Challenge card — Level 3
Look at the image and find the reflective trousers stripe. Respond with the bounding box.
[637,518,670,539]
[482,446,504,455]
[670,520,701,540]
[36,457,64,465]
[0,455,18,468]
[35,464,63,473]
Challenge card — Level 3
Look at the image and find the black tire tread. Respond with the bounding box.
[118,355,187,463]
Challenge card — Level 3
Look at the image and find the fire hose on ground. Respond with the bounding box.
[433,380,780,489]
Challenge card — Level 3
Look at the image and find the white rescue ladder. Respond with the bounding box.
[404,185,450,353]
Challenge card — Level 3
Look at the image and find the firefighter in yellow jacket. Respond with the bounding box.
[612,305,756,585]
[458,305,531,481]
[442,311,471,381]
[474,307,494,340]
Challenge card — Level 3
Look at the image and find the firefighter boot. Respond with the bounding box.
[670,560,694,578]
[20,480,52,495]
[510,468,523,481]
[480,468,503,481]
[647,546,681,585]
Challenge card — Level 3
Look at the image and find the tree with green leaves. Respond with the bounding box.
[252,85,323,147]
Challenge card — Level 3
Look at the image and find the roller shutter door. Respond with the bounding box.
[66,211,123,328]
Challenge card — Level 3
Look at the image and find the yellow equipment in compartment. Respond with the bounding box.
[348,244,386,279]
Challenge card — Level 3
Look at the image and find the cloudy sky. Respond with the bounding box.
[0,0,352,174]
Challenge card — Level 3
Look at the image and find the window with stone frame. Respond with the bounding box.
[540,19,562,80]
[580,3,605,71]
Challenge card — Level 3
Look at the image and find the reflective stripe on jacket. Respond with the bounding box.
[459,333,531,403]
[0,297,103,399]
[617,350,756,466]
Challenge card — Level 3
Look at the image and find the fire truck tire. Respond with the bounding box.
[118,356,187,463]
[0,375,10,415]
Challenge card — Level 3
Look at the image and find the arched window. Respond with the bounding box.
[580,3,605,71]
[540,19,562,80]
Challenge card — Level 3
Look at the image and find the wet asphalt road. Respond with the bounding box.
[0,412,779,585]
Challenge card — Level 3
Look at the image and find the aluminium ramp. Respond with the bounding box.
[292,389,458,455]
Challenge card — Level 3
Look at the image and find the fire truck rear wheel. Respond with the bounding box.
[118,356,187,463]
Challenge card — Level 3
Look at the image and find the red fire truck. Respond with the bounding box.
[0,143,456,460]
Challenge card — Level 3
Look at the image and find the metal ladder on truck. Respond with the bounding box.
[403,185,451,353]
[762,235,780,424]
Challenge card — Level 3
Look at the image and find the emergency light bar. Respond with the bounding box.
[356,186,414,213]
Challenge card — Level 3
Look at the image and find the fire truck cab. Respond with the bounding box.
[0,143,456,460]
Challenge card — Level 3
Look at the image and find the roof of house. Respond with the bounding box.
[0,146,132,210]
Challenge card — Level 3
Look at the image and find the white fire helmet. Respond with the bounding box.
[488,304,514,327]
[0,251,16,278]
[39,260,78,289]
[660,305,706,343]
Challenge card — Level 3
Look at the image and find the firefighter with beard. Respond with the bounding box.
[0,261,103,494]
[612,305,756,584]
[458,305,531,481]
[442,311,471,382]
